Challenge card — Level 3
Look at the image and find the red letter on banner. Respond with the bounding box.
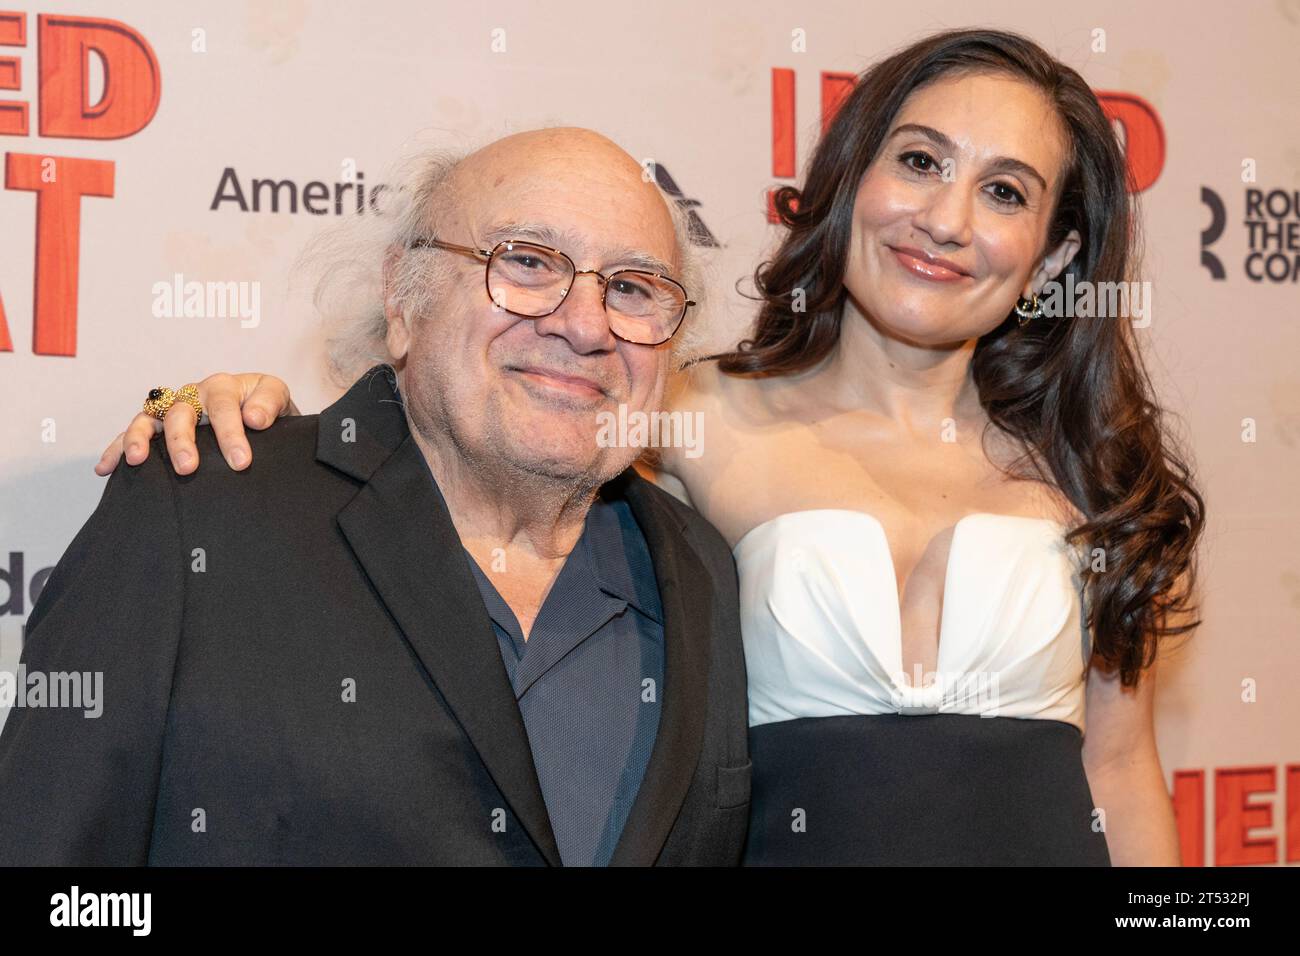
[1215,766,1277,866]
[1287,764,1300,864]
[0,10,28,135]
[1170,769,1204,867]
[5,153,114,356]
[820,71,855,134]
[1096,91,1166,193]
[38,13,160,138]
[767,68,795,223]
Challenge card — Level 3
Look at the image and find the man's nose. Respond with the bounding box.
[531,272,617,353]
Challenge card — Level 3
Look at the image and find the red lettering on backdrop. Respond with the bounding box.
[0,13,158,355]
[0,11,28,135]
[768,70,856,222]
[1288,764,1300,863]
[820,71,854,134]
[767,68,794,223]
[1215,765,1276,866]
[38,14,160,138]
[1171,765,1300,866]
[771,68,795,178]
[1096,91,1166,193]
[5,153,114,355]
[1171,769,1205,867]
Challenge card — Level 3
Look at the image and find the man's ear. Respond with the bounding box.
[1026,228,1082,297]
[382,244,412,360]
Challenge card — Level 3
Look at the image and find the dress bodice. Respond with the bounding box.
[734,510,1092,731]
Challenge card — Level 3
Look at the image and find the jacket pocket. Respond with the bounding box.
[716,760,753,809]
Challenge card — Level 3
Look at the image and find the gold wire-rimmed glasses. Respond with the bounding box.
[408,237,694,346]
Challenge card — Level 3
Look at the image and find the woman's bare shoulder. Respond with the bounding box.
[658,357,777,481]
[667,355,725,408]
[668,355,784,420]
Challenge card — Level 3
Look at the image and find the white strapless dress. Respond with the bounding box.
[736,509,1091,730]
[735,509,1109,865]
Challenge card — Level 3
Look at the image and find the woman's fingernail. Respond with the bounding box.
[229,448,248,468]
[176,451,193,468]
[127,443,141,458]
[248,410,266,427]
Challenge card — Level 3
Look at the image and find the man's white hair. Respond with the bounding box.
[294,135,711,386]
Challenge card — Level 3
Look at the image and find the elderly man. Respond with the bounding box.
[0,128,751,866]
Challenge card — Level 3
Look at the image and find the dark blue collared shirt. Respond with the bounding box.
[463,493,664,866]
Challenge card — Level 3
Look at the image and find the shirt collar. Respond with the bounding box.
[463,489,664,641]
[582,491,664,625]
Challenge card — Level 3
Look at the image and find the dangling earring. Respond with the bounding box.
[1014,293,1044,327]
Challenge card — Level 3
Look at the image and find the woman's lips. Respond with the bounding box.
[889,246,971,283]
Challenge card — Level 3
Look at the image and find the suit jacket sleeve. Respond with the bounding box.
[0,446,186,864]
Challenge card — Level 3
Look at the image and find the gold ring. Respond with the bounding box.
[143,384,204,422]
[175,383,204,422]
[143,386,175,420]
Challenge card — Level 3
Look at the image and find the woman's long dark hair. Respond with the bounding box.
[716,28,1203,687]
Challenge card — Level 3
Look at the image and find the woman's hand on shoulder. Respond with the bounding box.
[94,372,298,477]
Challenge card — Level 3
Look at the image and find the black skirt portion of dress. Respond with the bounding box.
[744,713,1111,866]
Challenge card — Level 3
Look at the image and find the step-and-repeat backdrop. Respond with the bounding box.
[1,1,1297,865]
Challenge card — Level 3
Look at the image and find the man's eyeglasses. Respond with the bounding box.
[408,237,694,346]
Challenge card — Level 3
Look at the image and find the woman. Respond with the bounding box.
[97,29,1202,865]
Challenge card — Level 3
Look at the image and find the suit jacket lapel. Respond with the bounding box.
[608,473,713,866]
[318,366,562,866]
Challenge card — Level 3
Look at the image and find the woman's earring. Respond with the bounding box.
[1014,293,1044,327]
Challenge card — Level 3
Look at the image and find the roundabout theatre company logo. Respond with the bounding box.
[1201,183,1300,283]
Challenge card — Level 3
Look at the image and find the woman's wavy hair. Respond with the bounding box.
[716,28,1203,686]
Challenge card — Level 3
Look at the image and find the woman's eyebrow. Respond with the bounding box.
[887,122,1048,191]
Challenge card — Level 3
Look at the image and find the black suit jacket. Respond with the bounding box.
[0,366,751,865]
